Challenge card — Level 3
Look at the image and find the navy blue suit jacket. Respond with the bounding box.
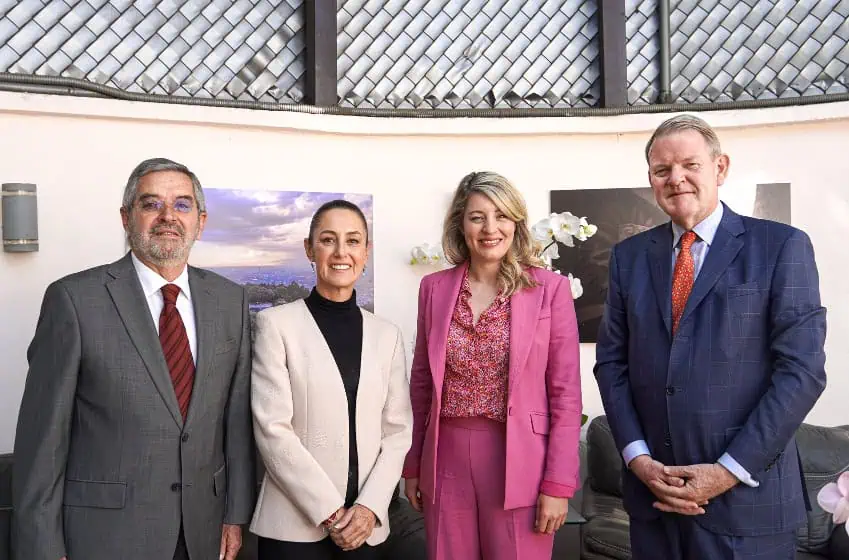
[594,204,827,536]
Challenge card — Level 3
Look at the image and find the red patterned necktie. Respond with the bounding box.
[671,231,697,335]
[159,284,194,420]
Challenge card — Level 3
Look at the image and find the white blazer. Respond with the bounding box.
[249,299,413,545]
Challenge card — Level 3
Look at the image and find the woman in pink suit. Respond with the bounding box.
[402,171,583,560]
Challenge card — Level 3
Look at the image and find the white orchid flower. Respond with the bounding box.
[410,243,444,266]
[575,217,599,241]
[568,273,583,299]
[410,245,428,265]
[552,212,582,247]
[531,215,557,243]
[540,240,560,263]
[427,244,445,265]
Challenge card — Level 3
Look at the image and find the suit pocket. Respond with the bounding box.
[213,464,227,496]
[214,338,237,355]
[530,412,551,435]
[63,479,127,509]
[727,282,760,298]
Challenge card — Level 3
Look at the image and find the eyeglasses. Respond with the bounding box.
[136,198,195,214]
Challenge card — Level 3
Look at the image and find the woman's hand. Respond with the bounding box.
[330,504,377,551]
[404,477,423,512]
[535,493,568,535]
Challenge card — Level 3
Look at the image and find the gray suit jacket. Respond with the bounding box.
[12,253,256,560]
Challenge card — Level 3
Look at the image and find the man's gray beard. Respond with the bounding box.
[129,228,197,267]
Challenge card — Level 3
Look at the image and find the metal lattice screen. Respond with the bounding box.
[627,0,660,104]
[1,0,848,110]
[0,0,306,103]
[336,0,601,109]
[670,0,849,103]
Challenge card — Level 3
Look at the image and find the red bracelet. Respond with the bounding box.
[322,510,338,528]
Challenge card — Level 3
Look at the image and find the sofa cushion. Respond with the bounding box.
[587,417,623,498]
[580,487,630,560]
[382,497,427,560]
[795,423,849,555]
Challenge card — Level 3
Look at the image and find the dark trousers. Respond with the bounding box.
[173,527,190,560]
[630,515,797,560]
[258,536,380,560]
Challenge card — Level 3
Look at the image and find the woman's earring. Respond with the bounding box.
[310,261,316,272]
[362,265,367,276]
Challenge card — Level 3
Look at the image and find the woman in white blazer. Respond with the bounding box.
[250,200,413,560]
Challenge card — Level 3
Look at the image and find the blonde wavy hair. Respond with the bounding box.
[442,171,544,297]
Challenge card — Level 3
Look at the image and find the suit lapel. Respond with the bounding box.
[356,311,380,433]
[427,264,467,396]
[186,267,215,426]
[648,225,674,337]
[679,207,745,328]
[508,271,544,394]
[106,253,183,426]
[300,298,366,419]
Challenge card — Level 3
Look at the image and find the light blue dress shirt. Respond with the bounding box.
[621,203,759,488]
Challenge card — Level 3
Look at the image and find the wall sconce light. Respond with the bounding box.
[1,183,38,252]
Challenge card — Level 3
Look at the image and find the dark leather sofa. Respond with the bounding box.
[580,416,849,559]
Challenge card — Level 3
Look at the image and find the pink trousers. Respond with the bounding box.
[423,416,554,560]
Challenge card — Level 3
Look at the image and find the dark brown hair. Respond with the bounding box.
[307,199,369,244]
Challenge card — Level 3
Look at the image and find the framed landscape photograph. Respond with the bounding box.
[191,189,375,318]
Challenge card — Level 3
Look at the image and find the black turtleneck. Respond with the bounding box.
[305,287,363,507]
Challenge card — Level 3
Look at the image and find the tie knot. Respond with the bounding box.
[681,230,697,250]
[161,284,181,305]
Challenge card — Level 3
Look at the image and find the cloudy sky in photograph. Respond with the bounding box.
[190,188,374,269]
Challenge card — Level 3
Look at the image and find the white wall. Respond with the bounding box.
[1,92,847,453]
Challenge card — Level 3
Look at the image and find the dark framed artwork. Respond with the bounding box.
[550,184,791,342]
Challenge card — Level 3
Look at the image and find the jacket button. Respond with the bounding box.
[508,407,513,416]
[181,433,189,443]
[666,387,675,396]
[664,436,672,447]
[171,483,181,492]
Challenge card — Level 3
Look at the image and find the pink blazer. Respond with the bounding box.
[402,263,582,510]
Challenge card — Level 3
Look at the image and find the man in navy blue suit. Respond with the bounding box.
[594,114,827,559]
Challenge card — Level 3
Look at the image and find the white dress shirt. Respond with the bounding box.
[131,252,197,363]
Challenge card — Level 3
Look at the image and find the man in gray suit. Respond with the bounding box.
[13,158,255,560]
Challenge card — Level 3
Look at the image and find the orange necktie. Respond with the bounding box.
[671,231,697,335]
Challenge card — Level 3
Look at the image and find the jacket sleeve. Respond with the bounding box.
[540,275,583,497]
[13,281,80,560]
[724,229,827,474]
[401,277,434,479]
[223,287,257,524]
[594,246,647,454]
[355,328,413,527]
[251,310,344,526]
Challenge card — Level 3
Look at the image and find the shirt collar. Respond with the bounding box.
[671,202,724,248]
[459,266,507,305]
[131,252,192,302]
